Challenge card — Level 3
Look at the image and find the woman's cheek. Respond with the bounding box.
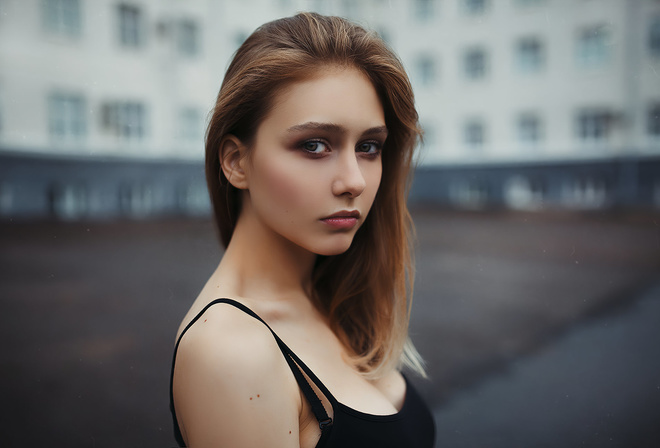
[254,159,317,214]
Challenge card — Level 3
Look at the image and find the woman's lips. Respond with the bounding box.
[320,210,360,230]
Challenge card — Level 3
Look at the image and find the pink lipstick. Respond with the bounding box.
[320,210,360,230]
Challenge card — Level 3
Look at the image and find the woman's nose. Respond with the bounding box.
[332,151,366,198]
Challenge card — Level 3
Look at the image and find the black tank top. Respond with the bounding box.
[169,299,436,447]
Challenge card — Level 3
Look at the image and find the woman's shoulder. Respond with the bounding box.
[175,298,282,373]
[172,299,302,446]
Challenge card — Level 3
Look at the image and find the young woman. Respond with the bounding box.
[170,12,435,448]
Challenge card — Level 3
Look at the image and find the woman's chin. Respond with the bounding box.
[316,248,350,257]
[311,239,354,256]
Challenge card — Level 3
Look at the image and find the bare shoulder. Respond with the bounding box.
[172,303,300,447]
[176,304,282,376]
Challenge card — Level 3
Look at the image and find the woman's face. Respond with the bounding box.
[242,67,386,256]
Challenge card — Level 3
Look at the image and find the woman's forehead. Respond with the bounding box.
[260,67,386,135]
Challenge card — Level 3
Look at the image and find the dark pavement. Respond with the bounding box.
[433,281,660,448]
[1,208,659,447]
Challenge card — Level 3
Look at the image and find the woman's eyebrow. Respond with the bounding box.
[286,121,343,134]
[361,125,388,138]
[286,121,388,137]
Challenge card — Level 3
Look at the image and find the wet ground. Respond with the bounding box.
[1,208,659,447]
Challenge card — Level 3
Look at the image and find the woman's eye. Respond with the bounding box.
[356,141,381,154]
[302,140,328,153]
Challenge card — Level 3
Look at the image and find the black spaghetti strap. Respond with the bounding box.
[212,300,333,430]
[170,298,333,434]
[274,331,337,402]
[281,352,333,430]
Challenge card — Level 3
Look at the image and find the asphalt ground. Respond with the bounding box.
[1,208,659,447]
[433,280,660,448]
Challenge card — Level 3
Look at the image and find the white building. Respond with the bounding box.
[392,0,660,165]
[0,0,227,160]
[0,0,659,218]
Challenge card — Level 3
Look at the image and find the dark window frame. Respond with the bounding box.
[464,47,488,80]
[118,3,143,48]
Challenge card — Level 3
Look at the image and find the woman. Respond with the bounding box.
[170,12,435,448]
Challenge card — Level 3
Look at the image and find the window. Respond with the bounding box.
[516,37,544,73]
[101,101,146,140]
[48,92,86,141]
[449,180,489,208]
[178,20,199,56]
[118,4,143,48]
[414,0,435,21]
[416,56,437,87]
[464,119,485,150]
[462,0,488,15]
[504,176,545,210]
[49,182,88,220]
[42,0,81,37]
[464,47,487,80]
[0,182,14,217]
[650,18,660,58]
[119,182,152,217]
[561,177,608,209]
[576,110,612,143]
[649,103,660,138]
[177,182,209,216]
[576,24,611,68]
[517,113,542,146]
[179,107,203,142]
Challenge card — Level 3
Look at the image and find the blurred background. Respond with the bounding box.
[1,0,659,447]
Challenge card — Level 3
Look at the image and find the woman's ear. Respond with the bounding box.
[219,135,249,190]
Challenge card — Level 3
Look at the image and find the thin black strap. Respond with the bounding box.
[170,298,333,434]
[201,302,339,406]
[281,352,333,430]
[212,299,333,430]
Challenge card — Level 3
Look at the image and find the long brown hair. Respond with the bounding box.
[206,12,424,378]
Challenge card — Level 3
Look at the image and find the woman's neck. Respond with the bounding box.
[214,208,317,305]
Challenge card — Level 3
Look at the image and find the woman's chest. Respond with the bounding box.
[275,322,406,416]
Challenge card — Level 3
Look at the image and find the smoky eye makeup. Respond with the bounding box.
[359,140,384,151]
[300,139,330,155]
[292,137,333,158]
[293,136,385,160]
[284,122,387,159]
[355,141,383,159]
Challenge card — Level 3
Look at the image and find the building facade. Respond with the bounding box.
[390,0,660,209]
[0,0,659,219]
